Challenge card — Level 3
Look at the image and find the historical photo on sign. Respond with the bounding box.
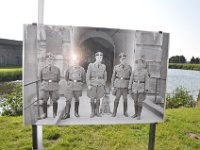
[23,24,169,125]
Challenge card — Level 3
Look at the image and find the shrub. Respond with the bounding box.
[0,83,22,116]
[166,86,196,108]
[0,82,16,95]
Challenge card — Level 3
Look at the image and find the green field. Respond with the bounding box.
[0,67,22,81]
[169,63,200,71]
[0,108,199,150]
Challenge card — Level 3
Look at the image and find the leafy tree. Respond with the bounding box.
[190,56,196,64]
[0,83,22,116]
[195,57,200,64]
[190,56,200,64]
[166,86,196,108]
[169,55,187,63]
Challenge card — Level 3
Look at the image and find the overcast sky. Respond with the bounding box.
[0,0,200,61]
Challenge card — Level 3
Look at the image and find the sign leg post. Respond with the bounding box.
[32,125,38,150]
[31,1,45,149]
[148,123,157,150]
[32,125,43,150]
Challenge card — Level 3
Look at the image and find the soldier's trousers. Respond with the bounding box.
[40,90,59,102]
[132,92,145,107]
[87,85,105,101]
[114,88,128,102]
[65,91,82,102]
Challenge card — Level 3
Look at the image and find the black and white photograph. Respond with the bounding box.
[23,24,169,125]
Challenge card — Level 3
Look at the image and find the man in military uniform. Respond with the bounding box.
[39,53,61,119]
[128,58,150,120]
[111,52,132,117]
[86,52,107,118]
[63,55,86,119]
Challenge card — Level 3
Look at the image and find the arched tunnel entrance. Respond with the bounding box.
[78,37,115,86]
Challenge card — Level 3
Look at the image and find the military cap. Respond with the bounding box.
[45,52,55,59]
[135,55,147,67]
[119,52,126,58]
[95,52,103,57]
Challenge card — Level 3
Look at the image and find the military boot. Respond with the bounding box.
[112,101,119,117]
[131,104,138,118]
[74,101,80,117]
[90,102,95,118]
[63,101,71,119]
[40,102,47,119]
[137,106,142,120]
[95,101,102,117]
[53,102,58,118]
[123,101,129,117]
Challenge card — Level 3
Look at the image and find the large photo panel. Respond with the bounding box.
[23,24,169,125]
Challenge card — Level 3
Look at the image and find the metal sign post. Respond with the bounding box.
[38,0,44,25]
[32,0,44,150]
[32,124,43,150]
[32,125,38,150]
[148,123,157,150]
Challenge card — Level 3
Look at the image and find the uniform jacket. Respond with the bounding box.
[86,62,107,87]
[65,65,86,91]
[128,69,148,93]
[40,65,61,91]
[111,63,132,88]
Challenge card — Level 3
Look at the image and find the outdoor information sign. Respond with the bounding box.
[23,24,169,126]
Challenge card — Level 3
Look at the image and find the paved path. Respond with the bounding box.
[36,91,163,125]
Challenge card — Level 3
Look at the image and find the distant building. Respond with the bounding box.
[0,38,22,67]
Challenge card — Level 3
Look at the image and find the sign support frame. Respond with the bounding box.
[31,1,158,150]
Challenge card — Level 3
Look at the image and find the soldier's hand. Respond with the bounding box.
[111,87,114,91]
[88,85,92,90]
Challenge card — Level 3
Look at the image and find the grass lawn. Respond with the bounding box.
[0,107,199,150]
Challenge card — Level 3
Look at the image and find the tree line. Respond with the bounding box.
[169,55,200,64]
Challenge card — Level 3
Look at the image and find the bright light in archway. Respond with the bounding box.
[72,54,77,61]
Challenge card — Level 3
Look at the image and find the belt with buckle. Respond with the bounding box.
[134,80,145,83]
[91,77,103,79]
[117,77,130,80]
[69,79,81,82]
[44,80,56,83]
